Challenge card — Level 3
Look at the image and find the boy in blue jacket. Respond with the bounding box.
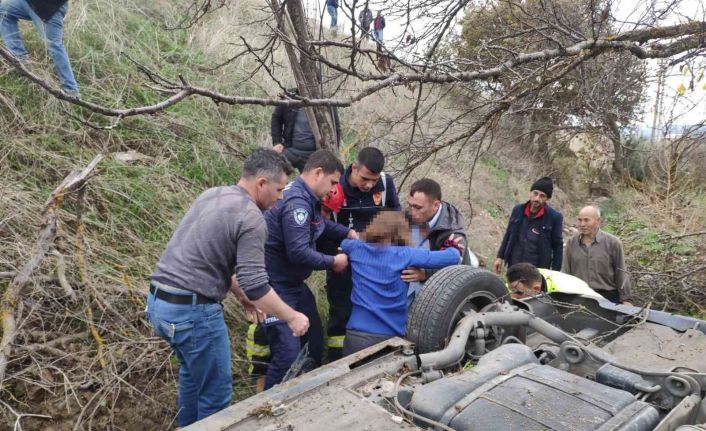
[341,211,461,355]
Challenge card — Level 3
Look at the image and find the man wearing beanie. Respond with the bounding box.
[493,177,564,274]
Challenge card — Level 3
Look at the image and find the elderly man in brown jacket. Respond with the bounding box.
[562,205,631,303]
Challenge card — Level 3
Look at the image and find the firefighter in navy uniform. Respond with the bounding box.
[247,183,346,388]
[263,150,357,389]
[326,147,401,361]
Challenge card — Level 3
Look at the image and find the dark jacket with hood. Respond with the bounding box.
[28,0,67,21]
[270,106,341,149]
[422,201,470,277]
[497,202,563,270]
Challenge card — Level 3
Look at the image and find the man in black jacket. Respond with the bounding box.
[0,0,79,95]
[403,178,469,302]
[325,147,401,361]
[270,90,341,172]
[493,176,564,274]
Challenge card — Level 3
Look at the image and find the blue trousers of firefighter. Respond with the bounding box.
[264,283,323,389]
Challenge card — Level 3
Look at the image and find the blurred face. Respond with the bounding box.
[577,207,601,237]
[350,164,381,193]
[254,174,288,210]
[509,279,541,300]
[312,168,342,200]
[407,192,441,224]
[528,189,548,213]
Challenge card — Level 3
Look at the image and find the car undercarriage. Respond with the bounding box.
[186,267,706,431]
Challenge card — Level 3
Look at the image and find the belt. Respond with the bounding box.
[149,284,217,305]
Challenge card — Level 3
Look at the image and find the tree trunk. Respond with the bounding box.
[605,114,625,178]
[273,0,338,152]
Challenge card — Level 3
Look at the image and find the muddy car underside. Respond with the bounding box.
[186,267,706,431]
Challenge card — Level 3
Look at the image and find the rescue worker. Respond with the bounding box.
[326,147,401,361]
[246,183,346,386]
[263,149,358,389]
[507,262,603,300]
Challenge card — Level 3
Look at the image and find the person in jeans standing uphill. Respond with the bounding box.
[0,0,80,95]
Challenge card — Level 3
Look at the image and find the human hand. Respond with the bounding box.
[401,267,427,283]
[239,296,266,323]
[347,229,359,240]
[332,253,349,272]
[493,258,504,275]
[273,143,284,153]
[287,312,310,337]
[441,234,464,254]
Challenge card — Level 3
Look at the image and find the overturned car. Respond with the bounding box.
[186,266,706,431]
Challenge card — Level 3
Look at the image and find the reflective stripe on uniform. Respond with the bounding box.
[537,268,603,299]
[327,335,345,349]
[246,323,270,357]
[246,323,271,375]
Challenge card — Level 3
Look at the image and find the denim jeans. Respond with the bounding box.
[146,286,232,427]
[374,29,383,43]
[0,0,79,93]
[326,4,337,28]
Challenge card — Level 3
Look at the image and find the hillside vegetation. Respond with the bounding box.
[1,0,705,429]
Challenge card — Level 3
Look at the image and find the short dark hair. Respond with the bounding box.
[242,148,293,181]
[410,178,442,201]
[506,263,546,292]
[303,149,344,174]
[354,147,385,174]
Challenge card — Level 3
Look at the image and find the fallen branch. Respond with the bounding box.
[0,398,51,431]
[0,154,103,385]
[51,249,77,301]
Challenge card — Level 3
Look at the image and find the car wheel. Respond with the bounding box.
[407,266,509,353]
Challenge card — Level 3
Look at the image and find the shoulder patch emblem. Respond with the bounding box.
[293,208,309,225]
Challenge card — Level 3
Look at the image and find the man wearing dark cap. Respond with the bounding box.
[493,177,563,275]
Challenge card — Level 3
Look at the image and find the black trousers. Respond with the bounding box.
[325,269,353,361]
[594,289,621,303]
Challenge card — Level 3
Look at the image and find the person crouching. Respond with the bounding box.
[341,211,461,355]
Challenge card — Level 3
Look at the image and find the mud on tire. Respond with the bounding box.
[406,266,508,353]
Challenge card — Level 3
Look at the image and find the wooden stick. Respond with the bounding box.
[0,154,103,385]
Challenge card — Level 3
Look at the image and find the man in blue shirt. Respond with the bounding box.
[264,149,356,388]
[325,147,401,361]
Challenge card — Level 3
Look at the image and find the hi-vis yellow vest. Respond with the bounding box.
[537,268,603,299]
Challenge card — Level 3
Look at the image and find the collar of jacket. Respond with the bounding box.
[429,201,464,234]
[341,164,385,198]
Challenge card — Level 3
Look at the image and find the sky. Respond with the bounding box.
[304,0,706,131]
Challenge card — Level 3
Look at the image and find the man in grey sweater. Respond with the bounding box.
[147,149,309,427]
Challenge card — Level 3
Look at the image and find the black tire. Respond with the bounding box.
[407,266,508,353]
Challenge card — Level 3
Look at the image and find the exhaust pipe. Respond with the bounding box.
[418,310,578,370]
